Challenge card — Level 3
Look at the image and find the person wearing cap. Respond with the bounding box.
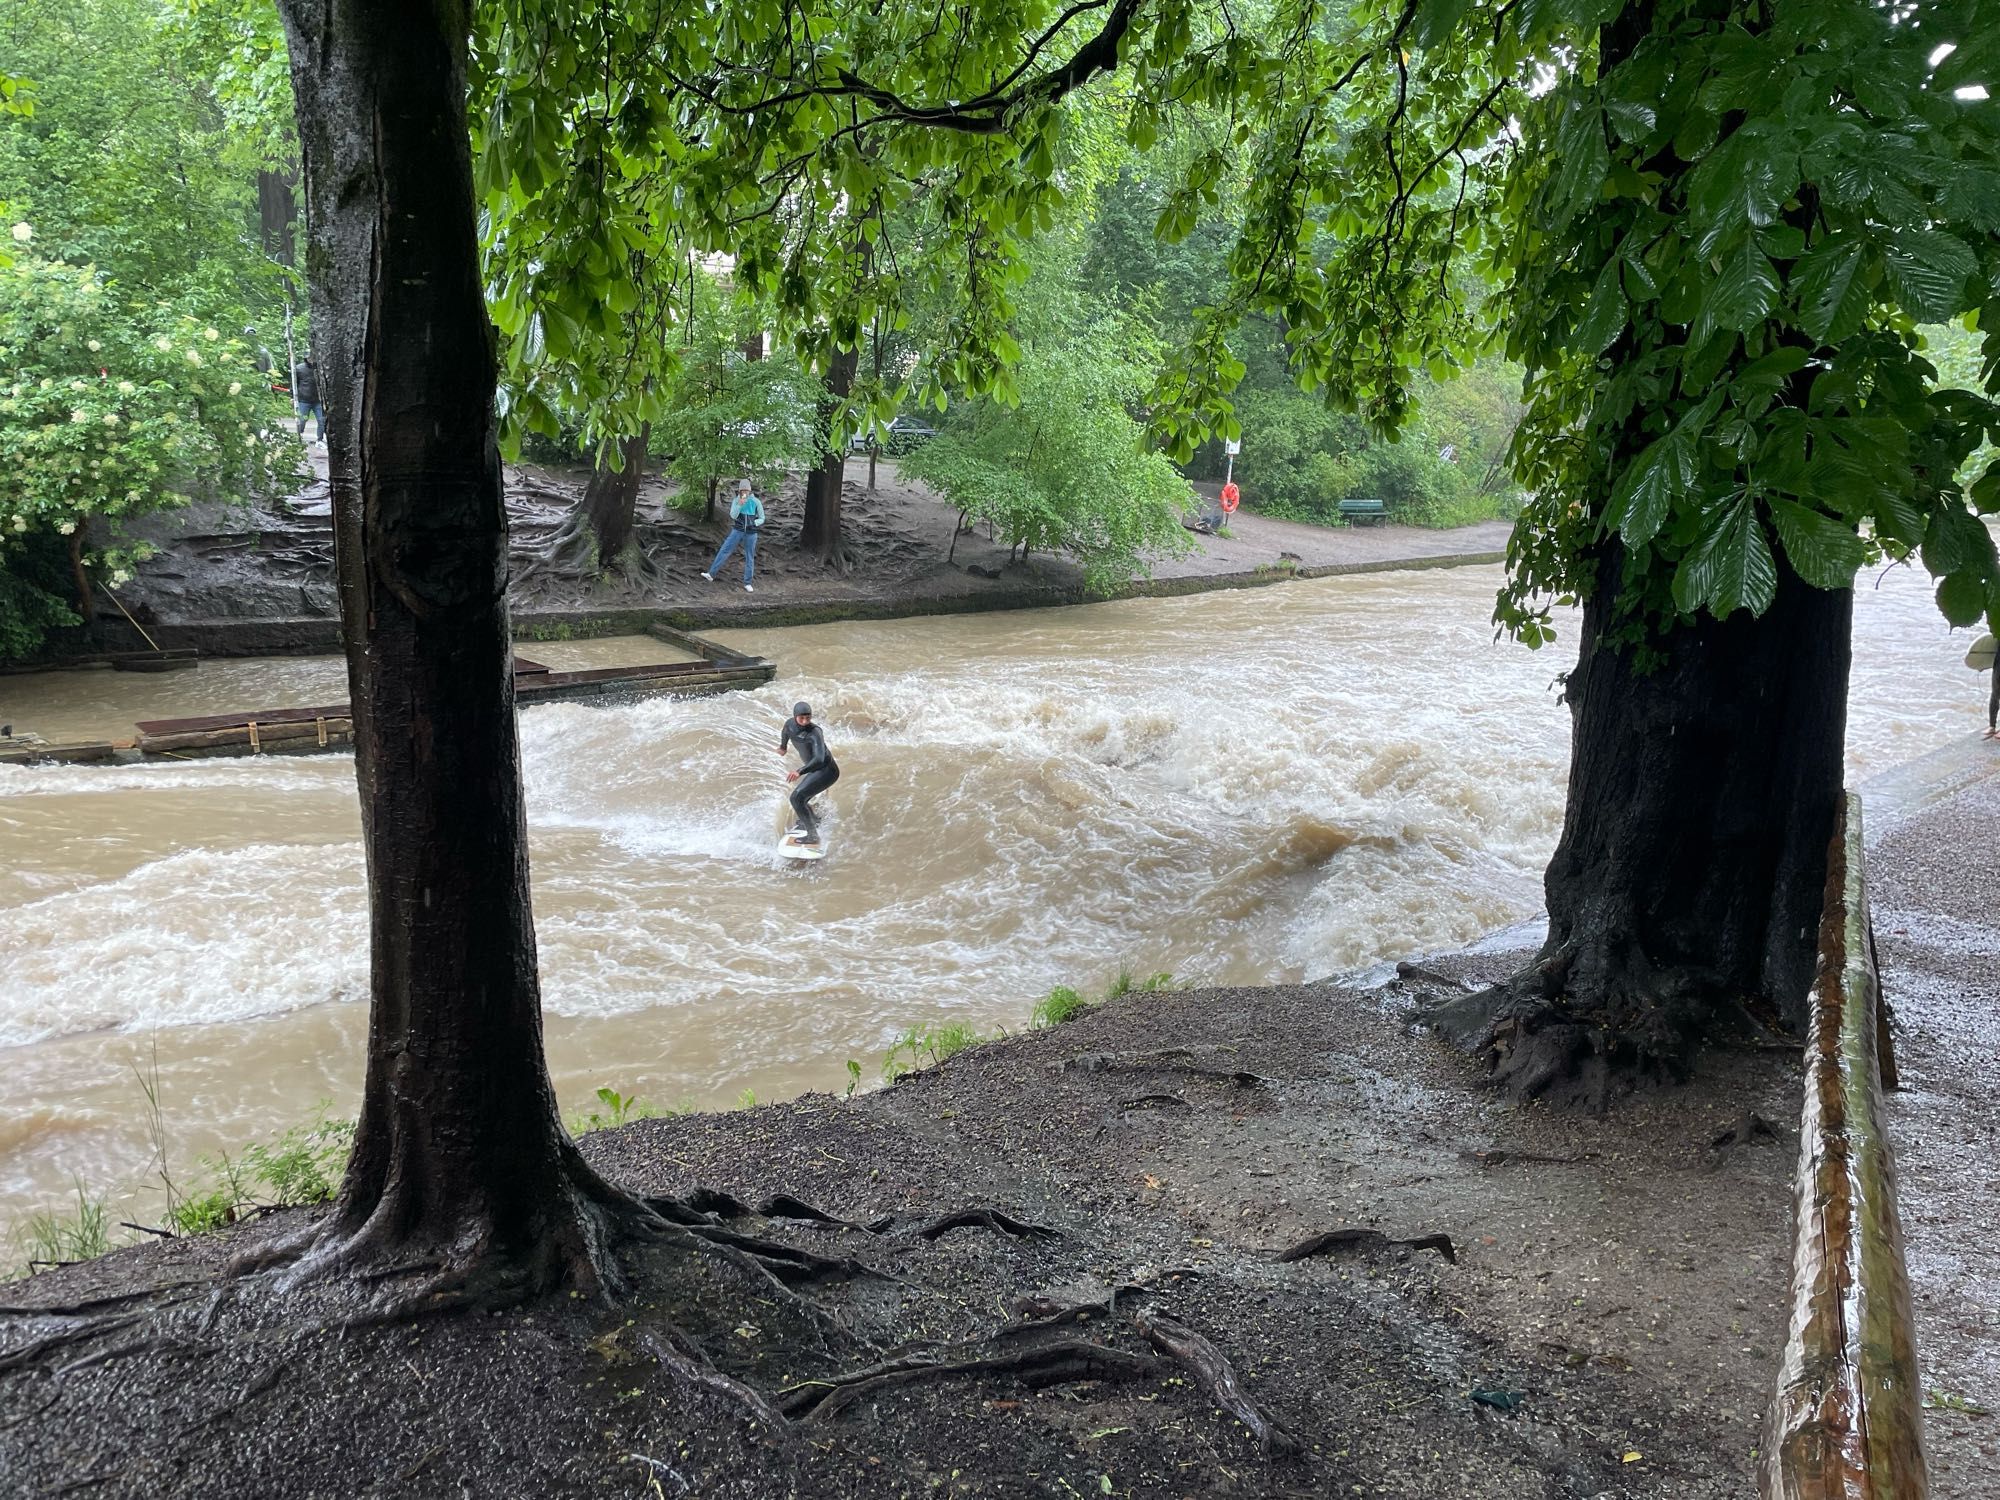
[701,479,765,592]
[778,701,839,845]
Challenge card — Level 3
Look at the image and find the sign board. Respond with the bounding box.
[1222,438,1242,455]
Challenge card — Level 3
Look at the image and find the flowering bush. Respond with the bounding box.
[0,245,302,654]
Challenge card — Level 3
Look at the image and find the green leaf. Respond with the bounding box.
[1571,256,1627,357]
[1883,230,1978,323]
[1411,0,1473,49]
[1767,497,1864,589]
[1701,242,1780,334]
[1548,103,1610,224]
[1792,238,1871,345]
[1604,429,1696,548]
[1936,569,1990,628]
[1675,495,1777,619]
[1686,131,1790,234]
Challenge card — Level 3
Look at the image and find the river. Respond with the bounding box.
[0,561,1985,1241]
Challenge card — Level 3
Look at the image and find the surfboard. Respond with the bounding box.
[778,832,826,862]
[1966,633,1997,671]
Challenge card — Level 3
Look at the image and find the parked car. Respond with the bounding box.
[850,415,938,455]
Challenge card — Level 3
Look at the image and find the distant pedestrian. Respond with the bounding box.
[1968,632,1998,740]
[293,357,324,442]
[701,480,764,592]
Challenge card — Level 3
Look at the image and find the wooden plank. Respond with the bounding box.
[1764,792,1928,1500]
[0,740,120,765]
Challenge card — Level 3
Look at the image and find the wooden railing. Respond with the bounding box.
[1764,792,1928,1499]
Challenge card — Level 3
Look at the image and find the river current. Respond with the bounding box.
[0,561,1984,1237]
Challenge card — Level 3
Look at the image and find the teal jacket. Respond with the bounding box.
[729,492,764,532]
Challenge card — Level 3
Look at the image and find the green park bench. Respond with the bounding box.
[1337,497,1388,526]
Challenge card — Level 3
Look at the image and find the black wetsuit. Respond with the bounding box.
[781,719,840,840]
[1990,656,1998,732]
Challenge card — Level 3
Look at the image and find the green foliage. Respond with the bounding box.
[649,284,821,514]
[1031,985,1090,1028]
[901,325,1194,589]
[882,1021,987,1081]
[567,1085,661,1134]
[1031,968,1175,1027]
[15,1179,110,1273]
[0,0,280,311]
[845,1058,863,1096]
[1488,0,2000,642]
[0,251,300,653]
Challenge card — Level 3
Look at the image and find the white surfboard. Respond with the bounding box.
[779,832,826,861]
[1965,632,1996,671]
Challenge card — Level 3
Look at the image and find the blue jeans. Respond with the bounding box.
[295,399,325,440]
[708,527,757,584]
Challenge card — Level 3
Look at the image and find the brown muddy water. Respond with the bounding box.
[0,563,1987,1245]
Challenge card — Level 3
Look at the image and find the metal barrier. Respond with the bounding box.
[1764,792,1928,1499]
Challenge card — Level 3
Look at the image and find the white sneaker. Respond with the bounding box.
[744,583,754,592]
[699,571,712,582]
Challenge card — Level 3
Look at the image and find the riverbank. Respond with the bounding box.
[0,945,1795,1499]
[54,455,1509,661]
[1864,739,2000,1497]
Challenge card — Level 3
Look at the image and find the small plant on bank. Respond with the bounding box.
[735,1088,760,1110]
[845,1058,863,1097]
[1032,986,1090,1028]
[15,1179,110,1273]
[1032,968,1178,1028]
[882,1022,987,1081]
[568,1085,661,1135]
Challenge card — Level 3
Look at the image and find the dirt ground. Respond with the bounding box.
[0,948,1798,1500]
[109,453,1509,629]
[1866,742,2000,1497]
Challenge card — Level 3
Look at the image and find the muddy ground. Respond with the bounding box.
[0,946,1797,1500]
[106,453,1508,632]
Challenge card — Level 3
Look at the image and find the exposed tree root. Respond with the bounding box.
[636,1327,792,1439]
[1063,1050,1272,1089]
[779,1338,1159,1422]
[660,1189,889,1235]
[1709,1110,1785,1153]
[1276,1228,1457,1266]
[1135,1309,1304,1457]
[1118,1093,1190,1111]
[681,1224,888,1287]
[913,1208,1061,1242]
[0,1314,141,1375]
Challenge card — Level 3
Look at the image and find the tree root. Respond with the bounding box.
[913,1208,1061,1242]
[636,1327,792,1439]
[1063,1051,1271,1089]
[1134,1309,1304,1457]
[779,1338,1159,1422]
[1276,1228,1457,1266]
[1119,1093,1190,1111]
[681,1224,888,1286]
[0,1314,141,1375]
[659,1189,889,1235]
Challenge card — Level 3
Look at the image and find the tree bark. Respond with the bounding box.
[1427,542,1850,1103]
[270,0,635,1304]
[800,345,858,564]
[578,427,651,563]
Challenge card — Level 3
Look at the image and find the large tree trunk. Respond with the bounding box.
[269,0,635,1305]
[800,345,858,566]
[1428,542,1850,1104]
[574,426,651,564]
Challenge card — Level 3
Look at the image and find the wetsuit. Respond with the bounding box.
[1990,657,1998,733]
[781,719,840,841]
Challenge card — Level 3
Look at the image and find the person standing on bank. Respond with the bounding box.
[779,701,839,845]
[702,479,764,592]
[292,356,325,443]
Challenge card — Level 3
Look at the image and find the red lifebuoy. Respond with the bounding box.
[1220,481,1240,513]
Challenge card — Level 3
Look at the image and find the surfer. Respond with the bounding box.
[1987,653,1997,740]
[779,701,840,845]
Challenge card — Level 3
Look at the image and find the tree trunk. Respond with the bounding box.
[269,0,635,1305]
[256,170,295,266]
[800,345,858,564]
[579,427,651,563]
[1427,541,1850,1104]
[67,525,96,642]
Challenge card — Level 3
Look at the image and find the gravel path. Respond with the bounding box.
[1866,737,2000,1495]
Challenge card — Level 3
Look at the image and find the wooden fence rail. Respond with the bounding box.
[1763,791,1927,1500]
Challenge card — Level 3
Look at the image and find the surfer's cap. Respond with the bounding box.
[792,702,812,719]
